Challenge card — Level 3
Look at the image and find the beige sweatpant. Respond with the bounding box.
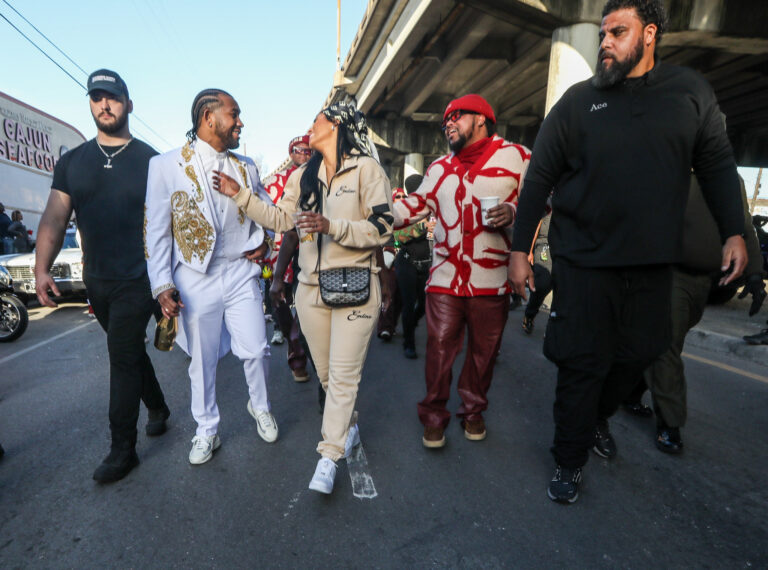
[295,276,381,461]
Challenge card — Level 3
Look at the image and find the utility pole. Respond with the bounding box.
[336,0,342,72]
[750,167,763,213]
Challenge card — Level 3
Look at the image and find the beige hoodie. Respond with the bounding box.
[234,153,394,285]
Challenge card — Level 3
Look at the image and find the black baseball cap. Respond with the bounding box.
[87,69,129,98]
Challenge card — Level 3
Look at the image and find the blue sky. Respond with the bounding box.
[0,0,368,174]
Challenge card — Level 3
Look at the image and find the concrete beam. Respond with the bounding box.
[401,12,496,117]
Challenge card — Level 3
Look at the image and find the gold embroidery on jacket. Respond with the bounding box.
[183,165,204,203]
[143,204,149,260]
[171,191,214,263]
[181,142,193,163]
[229,153,249,224]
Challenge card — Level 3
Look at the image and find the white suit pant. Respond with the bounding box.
[175,257,270,437]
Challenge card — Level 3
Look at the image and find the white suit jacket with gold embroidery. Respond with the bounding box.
[144,141,272,298]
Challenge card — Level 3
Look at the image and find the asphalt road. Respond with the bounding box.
[1,301,767,568]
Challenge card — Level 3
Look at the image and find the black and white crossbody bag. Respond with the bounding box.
[318,265,371,307]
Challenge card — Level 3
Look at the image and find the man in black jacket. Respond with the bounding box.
[509,0,747,504]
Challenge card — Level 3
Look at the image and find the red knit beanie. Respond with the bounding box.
[443,94,496,124]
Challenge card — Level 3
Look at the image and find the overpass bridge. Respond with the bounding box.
[326,0,768,186]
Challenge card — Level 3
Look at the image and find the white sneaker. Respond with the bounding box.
[308,457,337,494]
[189,434,221,465]
[344,423,360,458]
[271,330,284,344]
[247,400,278,443]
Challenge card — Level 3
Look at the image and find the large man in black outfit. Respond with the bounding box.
[35,69,169,483]
[509,0,747,504]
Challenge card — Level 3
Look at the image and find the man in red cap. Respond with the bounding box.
[262,135,311,382]
[392,93,529,448]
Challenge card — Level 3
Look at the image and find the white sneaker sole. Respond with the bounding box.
[308,478,334,494]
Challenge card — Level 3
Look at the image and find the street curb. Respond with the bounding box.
[686,326,768,366]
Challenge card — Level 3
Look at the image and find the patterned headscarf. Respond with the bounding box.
[322,102,378,160]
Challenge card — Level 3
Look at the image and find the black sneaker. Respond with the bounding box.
[592,420,617,458]
[93,448,139,483]
[403,346,417,359]
[522,315,535,334]
[547,465,582,504]
[146,404,170,436]
[656,426,683,454]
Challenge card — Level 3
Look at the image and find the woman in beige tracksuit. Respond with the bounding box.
[213,102,393,494]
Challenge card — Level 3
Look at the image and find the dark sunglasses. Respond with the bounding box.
[441,109,475,131]
[292,147,312,155]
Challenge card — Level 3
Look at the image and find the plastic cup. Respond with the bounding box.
[480,196,500,226]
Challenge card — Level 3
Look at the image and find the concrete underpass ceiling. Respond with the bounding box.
[333,0,768,167]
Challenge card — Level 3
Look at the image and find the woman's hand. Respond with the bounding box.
[296,211,329,234]
[212,170,240,197]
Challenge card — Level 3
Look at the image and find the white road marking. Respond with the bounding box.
[0,320,97,365]
[347,442,377,499]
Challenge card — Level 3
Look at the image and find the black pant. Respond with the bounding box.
[544,260,672,468]
[85,274,167,449]
[394,252,428,349]
[525,263,553,318]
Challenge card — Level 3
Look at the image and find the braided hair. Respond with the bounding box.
[186,88,233,142]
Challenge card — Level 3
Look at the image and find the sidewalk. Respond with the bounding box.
[686,287,768,365]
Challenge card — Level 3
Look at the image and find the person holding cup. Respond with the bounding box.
[391,94,531,448]
[212,102,393,495]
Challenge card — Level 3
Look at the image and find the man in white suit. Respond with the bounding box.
[145,88,278,464]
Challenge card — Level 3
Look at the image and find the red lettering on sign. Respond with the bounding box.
[44,154,54,171]
[35,150,45,169]
[17,145,28,166]
[0,139,6,159]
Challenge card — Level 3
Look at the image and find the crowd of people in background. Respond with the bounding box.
[3,0,762,506]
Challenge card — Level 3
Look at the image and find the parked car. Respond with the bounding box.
[0,264,29,341]
[0,228,85,303]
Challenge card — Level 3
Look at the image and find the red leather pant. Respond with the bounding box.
[418,293,509,428]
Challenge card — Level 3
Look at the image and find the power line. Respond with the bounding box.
[1,0,88,77]
[0,4,172,150]
[0,10,86,90]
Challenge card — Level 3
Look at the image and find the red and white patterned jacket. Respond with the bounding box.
[263,164,298,281]
[393,135,531,296]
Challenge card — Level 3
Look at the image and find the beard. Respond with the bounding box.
[216,123,240,149]
[448,132,467,152]
[93,109,128,134]
[593,36,645,88]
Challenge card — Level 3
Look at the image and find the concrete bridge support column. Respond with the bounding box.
[403,153,424,186]
[545,23,599,115]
